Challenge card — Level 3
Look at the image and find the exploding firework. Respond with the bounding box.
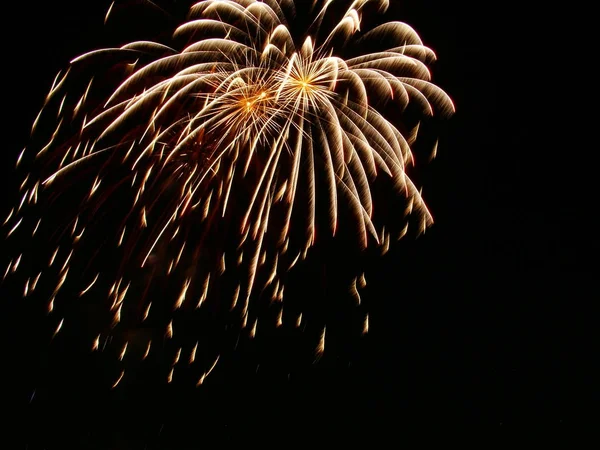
[4,0,453,386]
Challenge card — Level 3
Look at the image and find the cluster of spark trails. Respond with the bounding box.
[4,0,453,388]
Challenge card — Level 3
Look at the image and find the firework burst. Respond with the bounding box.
[5,0,453,386]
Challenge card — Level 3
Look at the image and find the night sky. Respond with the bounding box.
[1,1,596,447]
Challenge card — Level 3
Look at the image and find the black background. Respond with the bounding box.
[1,1,596,447]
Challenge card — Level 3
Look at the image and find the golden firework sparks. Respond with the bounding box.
[5,0,453,382]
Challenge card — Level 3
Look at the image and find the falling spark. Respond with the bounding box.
[79,273,100,296]
[112,304,122,326]
[316,327,326,358]
[7,218,22,238]
[16,148,25,168]
[142,302,152,321]
[92,334,100,351]
[359,273,367,288]
[105,1,114,24]
[118,227,126,247]
[112,371,125,389]
[196,355,220,386]
[190,342,198,364]
[350,277,361,305]
[231,284,240,310]
[31,272,42,291]
[49,247,59,267]
[23,278,30,297]
[206,355,220,376]
[3,208,13,226]
[173,348,182,365]
[119,342,128,360]
[430,139,439,161]
[141,207,148,228]
[53,318,64,337]
[32,219,41,236]
[3,261,12,281]
[174,278,191,309]
[12,254,22,273]
[143,341,152,360]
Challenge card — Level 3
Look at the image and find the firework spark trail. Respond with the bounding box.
[5,0,453,385]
